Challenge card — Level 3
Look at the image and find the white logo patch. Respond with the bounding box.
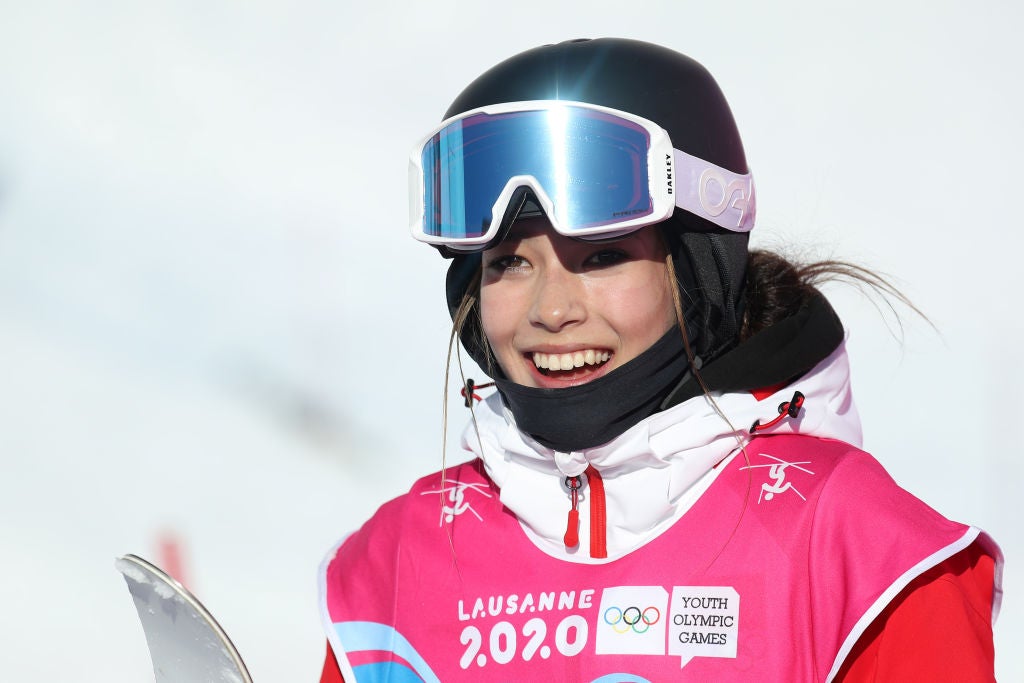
[596,586,669,656]
[595,585,740,669]
[668,586,740,668]
[698,167,754,228]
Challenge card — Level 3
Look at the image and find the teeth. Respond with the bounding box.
[531,350,611,371]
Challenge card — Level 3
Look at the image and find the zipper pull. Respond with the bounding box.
[563,475,581,548]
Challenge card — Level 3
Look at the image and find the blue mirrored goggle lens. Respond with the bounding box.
[421,107,653,241]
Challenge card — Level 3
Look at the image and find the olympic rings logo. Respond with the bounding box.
[603,605,660,634]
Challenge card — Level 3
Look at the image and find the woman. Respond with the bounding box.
[319,38,1001,681]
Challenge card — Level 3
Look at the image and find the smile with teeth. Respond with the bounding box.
[532,349,611,372]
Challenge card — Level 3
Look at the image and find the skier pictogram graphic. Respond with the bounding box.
[739,453,815,503]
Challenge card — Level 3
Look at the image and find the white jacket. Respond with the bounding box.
[461,340,864,562]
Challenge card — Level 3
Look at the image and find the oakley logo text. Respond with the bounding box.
[666,154,673,194]
[698,168,751,226]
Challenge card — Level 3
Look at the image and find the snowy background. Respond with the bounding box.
[1,1,1021,680]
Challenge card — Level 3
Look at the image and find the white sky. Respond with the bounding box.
[1,1,1021,680]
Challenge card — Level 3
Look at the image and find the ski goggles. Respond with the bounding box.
[410,100,755,253]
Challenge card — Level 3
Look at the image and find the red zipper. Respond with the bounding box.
[585,465,608,559]
[562,466,608,559]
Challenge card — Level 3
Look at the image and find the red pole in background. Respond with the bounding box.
[156,529,191,591]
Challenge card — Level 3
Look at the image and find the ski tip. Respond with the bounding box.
[114,554,148,580]
[116,554,185,601]
[115,553,255,683]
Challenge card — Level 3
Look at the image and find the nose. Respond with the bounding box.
[528,265,586,332]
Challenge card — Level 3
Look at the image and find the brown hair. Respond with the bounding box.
[740,250,926,341]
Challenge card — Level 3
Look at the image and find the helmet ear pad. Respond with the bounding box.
[662,210,749,363]
[445,251,499,375]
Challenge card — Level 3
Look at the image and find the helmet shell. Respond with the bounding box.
[445,38,748,177]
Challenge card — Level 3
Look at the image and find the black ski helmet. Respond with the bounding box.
[439,38,752,373]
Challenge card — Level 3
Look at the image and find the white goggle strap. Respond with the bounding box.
[672,148,756,233]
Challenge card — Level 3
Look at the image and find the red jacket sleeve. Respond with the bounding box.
[320,641,345,683]
[836,542,996,681]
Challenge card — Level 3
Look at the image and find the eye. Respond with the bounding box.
[485,254,530,273]
[584,248,629,268]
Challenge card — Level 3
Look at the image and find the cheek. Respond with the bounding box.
[479,285,519,351]
[598,272,676,345]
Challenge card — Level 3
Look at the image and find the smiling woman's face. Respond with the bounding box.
[479,216,677,389]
